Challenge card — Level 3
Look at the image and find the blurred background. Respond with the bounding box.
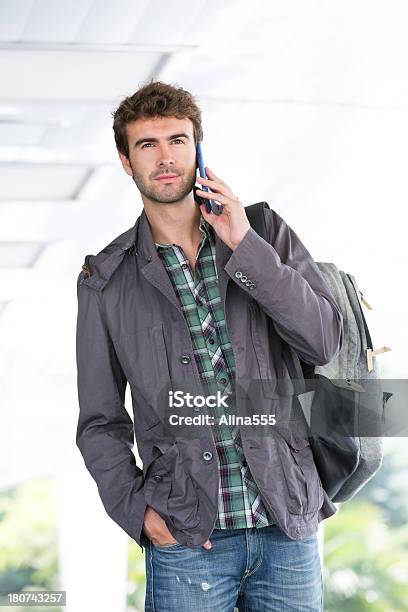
[0,1,407,610]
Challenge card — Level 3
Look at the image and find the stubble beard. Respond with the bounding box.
[130,161,197,205]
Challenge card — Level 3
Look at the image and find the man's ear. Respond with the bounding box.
[117,150,133,177]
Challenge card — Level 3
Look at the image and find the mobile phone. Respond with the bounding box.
[196,142,223,215]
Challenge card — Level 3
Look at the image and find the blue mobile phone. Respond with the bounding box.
[196,142,223,215]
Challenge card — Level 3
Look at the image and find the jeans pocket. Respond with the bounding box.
[151,541,183,550]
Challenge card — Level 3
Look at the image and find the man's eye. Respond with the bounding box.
[141,143,153,149]
[172,139,184,144]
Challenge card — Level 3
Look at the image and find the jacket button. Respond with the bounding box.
[153,474,162,481]
[235,271,242,278]
[203,451,213,461]
[180,355,191,364]
[240,275,248,282]
[219,377,226,385]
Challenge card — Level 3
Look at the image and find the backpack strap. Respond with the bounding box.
[244,201,270,240]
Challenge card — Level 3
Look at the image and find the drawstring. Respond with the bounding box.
[128,217,152,261]
[82,263,91,278]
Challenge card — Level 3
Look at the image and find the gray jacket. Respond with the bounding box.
[76,206,344,551]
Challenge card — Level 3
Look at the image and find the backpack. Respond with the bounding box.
[244,200,392,502]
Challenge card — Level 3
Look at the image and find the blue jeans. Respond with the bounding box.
[144,524,323,611]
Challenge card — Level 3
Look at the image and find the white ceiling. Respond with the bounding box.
[0,0,407,488]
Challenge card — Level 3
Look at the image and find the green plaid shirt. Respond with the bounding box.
[155,214,276,529]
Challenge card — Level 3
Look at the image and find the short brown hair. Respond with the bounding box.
[111,80,203,159]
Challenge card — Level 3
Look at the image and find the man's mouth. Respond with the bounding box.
[154,174,179,183]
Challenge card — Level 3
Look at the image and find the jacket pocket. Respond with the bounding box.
[275,429,324,515]
[143,440,200,531]
[116,323,172,401]
[150,324,172,390]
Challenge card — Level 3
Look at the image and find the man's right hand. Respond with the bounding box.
[142,506,212,549]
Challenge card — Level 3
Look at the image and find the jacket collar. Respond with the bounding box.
[136,207,216,256]
[80,219,139,291]
[81,190,228,292]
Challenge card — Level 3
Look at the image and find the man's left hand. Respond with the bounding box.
[196,167,250,251]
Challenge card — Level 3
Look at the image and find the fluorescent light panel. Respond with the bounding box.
[0,241,44,268]
[0,163,93,201]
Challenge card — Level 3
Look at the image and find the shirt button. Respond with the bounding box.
[193,406,200,412]
[235,271,243,278]
[219,377,227,385]
[180,355,191,364]
[203,451,213,461]
[153,475,162,482]
[182,263,188,269]
[209,338,215,345]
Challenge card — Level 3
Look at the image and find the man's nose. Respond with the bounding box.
[157,143,175,166]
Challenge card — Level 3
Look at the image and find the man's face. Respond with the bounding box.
[118,116,197,205]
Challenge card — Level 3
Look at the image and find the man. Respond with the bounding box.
[76,80,343,611]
